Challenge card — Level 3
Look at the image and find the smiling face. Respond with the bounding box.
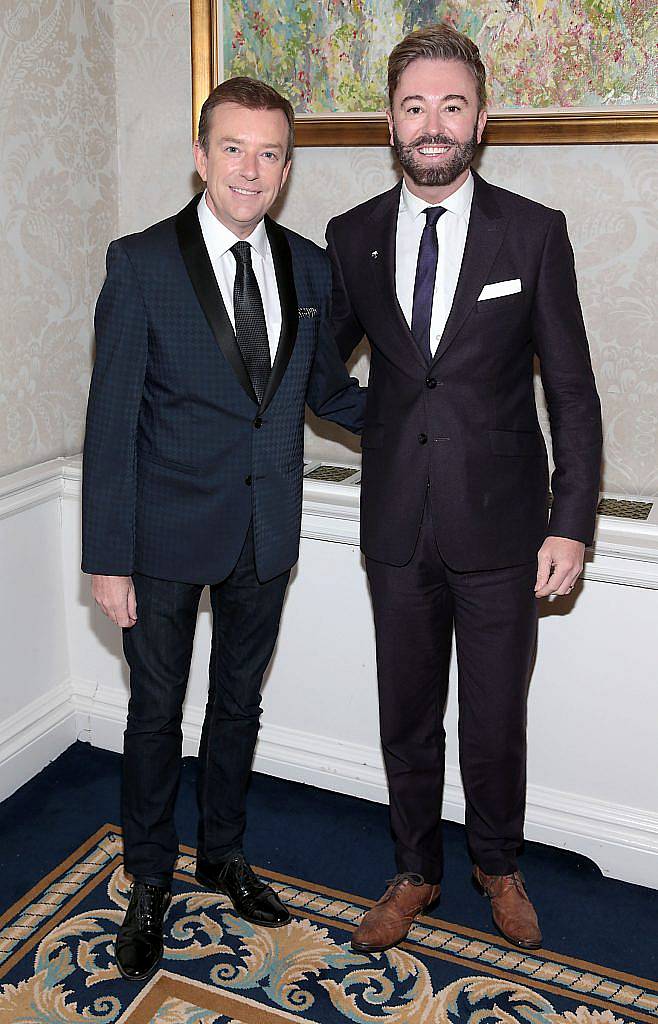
[193,102,291,238]
[387,57,487,203]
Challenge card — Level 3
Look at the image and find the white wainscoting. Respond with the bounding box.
[0,462,77,802]
[2,456,658,888]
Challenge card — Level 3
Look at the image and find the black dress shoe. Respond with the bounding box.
[196,852,290,927]
[115,881,171,981]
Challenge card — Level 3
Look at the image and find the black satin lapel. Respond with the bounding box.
[259,217,298,413]
[175,194,258,405]
[369,185,428,370]
[431,176,508,366]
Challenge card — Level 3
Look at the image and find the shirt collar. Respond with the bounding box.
[400,171,474,222]
[198,190,269,260]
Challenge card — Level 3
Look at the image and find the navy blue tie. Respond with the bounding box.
[411,206,446,360]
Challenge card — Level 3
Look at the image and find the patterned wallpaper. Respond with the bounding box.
[112,0,192,235]
[0,1,117,475]
[0,0,655,497]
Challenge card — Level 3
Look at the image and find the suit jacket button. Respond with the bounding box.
[418,433,428,445]
[254,417,263,428]
[245,475,252,486]
[425,377,437,389]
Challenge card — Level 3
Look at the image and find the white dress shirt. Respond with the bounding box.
[395,172,474,356]
[197,191,282,363]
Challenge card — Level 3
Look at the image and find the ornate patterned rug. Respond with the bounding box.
[0,824,656,1024]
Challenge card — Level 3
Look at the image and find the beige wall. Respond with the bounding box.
[112,0,192,234]
[0,1,118,475]
[1,1,656,496]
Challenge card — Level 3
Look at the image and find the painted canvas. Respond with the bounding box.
[222,0,657,113]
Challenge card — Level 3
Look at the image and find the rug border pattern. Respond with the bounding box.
[0,824,655,1022]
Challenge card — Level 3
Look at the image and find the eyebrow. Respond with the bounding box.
[400,93,470,105]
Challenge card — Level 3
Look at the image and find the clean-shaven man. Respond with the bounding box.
[326,25,602,951]
[83,77,365,981]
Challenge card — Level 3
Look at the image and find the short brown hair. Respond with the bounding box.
[388,24,487,110]
[198,77,295,161]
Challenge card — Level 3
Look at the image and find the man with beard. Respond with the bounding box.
[326,24,601,952]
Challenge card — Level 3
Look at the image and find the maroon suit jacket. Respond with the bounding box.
[326,172,602,571]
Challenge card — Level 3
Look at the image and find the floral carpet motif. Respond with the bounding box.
[0,825,656,1024]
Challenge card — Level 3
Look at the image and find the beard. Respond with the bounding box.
[392,123,479,188]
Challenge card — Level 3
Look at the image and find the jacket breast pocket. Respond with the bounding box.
[140,452,201,475]
[489,429,545,457]
[360,424,385,449]
[476,293,522,314]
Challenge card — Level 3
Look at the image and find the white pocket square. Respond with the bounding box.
[298,306,318,318]
[478,279,522,301]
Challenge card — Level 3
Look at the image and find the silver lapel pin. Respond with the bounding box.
[371,250,379,259]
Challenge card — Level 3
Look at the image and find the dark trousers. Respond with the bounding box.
[366,503,538,884]
[121,526,290,885]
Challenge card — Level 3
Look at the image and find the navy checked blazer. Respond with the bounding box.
[82,194,365,584]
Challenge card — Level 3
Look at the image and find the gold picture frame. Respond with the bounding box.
[190,0,657,145]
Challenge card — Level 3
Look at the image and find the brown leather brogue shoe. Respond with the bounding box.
[351,873,441,953]
[473,866,542,949]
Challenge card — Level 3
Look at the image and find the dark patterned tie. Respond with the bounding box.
[411,206,446,360]
[231,241,271,403]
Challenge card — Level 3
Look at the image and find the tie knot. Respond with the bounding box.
[231,240,252,264]
[424,206,445,228]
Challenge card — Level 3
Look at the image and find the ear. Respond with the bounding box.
[476,108,487,145]
[281,159,292,188]
[193,139,208,182]
[385,108,395,147]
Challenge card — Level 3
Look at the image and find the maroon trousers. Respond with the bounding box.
[366,502,538,883]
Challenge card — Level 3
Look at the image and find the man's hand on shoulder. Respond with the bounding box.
[534,537,585,598]
[92,575,137,627]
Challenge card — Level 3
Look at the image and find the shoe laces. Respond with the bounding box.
[508,871,529,898]
[383,872,425,901]
[134,883,168,931]
[227,854,264,890]
[482,869,528,900]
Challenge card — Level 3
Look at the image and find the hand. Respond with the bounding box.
[92,575,137,627]
[534,536,585,598]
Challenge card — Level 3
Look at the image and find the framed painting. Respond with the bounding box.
[190,0,658,144]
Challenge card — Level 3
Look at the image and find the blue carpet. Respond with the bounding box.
[0,741,656,984]
[3,823,657,1024]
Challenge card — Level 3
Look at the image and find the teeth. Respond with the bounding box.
[419,146,450,154]
[231,187,259,195]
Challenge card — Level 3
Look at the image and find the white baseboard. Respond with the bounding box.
[253,722,658,889]
[3,672,657,887]
[0,682,79,802]
[69,678,658,889]
[72,677,127,754]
